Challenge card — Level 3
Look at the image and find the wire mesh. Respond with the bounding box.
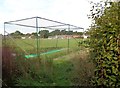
[4,16,84,58]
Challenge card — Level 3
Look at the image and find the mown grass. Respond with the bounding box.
[6,38,83,52]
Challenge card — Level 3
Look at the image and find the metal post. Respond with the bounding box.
[38,28,40,54]
[83,28,85,45]
[36,17,39,57]
[56,35,58,48]
[68,25,70,53]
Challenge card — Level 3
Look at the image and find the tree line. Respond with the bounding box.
[10,29,83,38]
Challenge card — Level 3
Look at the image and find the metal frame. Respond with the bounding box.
[4,16,84,57]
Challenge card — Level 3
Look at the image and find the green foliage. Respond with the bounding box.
[70,49,95,86]
[78,38,90,48]
[10,29,83,39]
[3,39,94,86]
[10,30,24,39]
[39,30,49,38]
[15,56,74,86]
[89,1,120,87]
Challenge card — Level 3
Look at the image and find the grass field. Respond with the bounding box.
[5,38,84,54]
[11,38,81,47]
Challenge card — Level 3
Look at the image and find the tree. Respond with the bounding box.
[10,30,23,35]
[10,30,23,38]
[61,29,66,35]
[39,30,49,38]
[89,1,120,87]
[49,30,61,36]
[32,32,37,36]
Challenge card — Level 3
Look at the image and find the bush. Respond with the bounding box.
[70,48,95,86]
[89,1,120,87]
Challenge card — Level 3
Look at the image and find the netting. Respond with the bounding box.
[4,16,84,58]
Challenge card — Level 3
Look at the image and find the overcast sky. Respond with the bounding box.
[0,0,102,34]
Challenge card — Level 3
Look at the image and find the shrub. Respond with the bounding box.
[89,1,120,87]
[70,48,95,86]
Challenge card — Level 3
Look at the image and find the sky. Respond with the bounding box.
[0,0,102,34]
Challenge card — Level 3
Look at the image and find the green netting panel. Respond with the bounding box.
[25,48,65,59]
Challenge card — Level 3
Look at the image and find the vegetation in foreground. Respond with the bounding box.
[2,0,120,87]
[2,41,94,86]
[14,48,94,86]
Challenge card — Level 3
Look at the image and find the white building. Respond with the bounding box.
[21,37,26,39]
